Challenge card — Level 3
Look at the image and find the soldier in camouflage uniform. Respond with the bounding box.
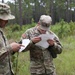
[22,15,62,75]
[0,3,23,75]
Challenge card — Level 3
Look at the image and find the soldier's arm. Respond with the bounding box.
[47,31,62,54]
[49,37,62,54]
[20,31,33,52]
[0,40,23,61]
[0,44,12,61]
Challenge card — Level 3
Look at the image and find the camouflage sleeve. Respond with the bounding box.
[47,31,62,54]
[21,30,35,52]
[50,36,62,54]
[21,29,30,39]
[0,39,12,60]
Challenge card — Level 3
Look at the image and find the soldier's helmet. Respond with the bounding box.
[0,3,15,20]
[39,15,52,30]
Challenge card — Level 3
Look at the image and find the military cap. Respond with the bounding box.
[39,15,52,30]
[0,2,15,20]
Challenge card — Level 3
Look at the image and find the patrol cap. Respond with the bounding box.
[39,15,52,30]
[0,3,15,20]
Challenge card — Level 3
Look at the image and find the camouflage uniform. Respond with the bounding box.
[0,28,13,75]
[22,27,62,75]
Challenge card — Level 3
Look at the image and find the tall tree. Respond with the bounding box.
[66,0,71,22]
[14,0,17,23]
[5,0,75,25]
[18,0,23,27]
[50,0,55,24]
[2,0,4,3]
[22,0,33,24]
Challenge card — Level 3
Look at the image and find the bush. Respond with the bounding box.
[51,20,75,38]
[5,21,75,40]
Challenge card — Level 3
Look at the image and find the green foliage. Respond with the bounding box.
[12,52,30,75]
[11,24,21,32]
[5,21,75,40]
[4,22,75,75]
[22,23,35,31]
[54,36,75,75]
[5,23,36,41]
[7,0,75,25]
[51,20,75,38]
[69,21,75,35]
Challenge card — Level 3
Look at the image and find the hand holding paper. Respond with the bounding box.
[19,39,30,52]
[47,39,55,46]
[35,33,55,48]
[31,37,41,44]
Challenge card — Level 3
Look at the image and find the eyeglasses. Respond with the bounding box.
[41,22,50,27]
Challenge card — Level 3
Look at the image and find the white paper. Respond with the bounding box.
[39,33,54,41]
[19,39,30,52]
[35,33,54,48]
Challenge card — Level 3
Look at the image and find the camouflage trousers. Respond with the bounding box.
[31,72,56,75]
[0,73,14,75]
[0,71,14,75]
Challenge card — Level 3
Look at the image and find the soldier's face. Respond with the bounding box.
[0,19,8,28]
[38,27,47,34]
[37,22,47,34]
[40,29,46,34]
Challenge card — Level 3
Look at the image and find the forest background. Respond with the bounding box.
[4,21,75,75]
[1,0,75,25]
[0,0,75,75]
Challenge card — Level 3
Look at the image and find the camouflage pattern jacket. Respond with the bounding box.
[22,27,62,74]
[0,28,13,75]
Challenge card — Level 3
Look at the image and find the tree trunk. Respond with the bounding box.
[50,0,55,24]
[18,0,22,27]
[2,0,4,3]
[66,0,71,22]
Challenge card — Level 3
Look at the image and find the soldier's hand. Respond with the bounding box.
[31,37,41,44]
[22,33,26,39]
[47,39,55,46]
[10,42,24,52]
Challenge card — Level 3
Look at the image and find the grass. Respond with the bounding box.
[12,52,30,75]
[11,35,75,75]
[54,36,75,75]
[4,22,75,75]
